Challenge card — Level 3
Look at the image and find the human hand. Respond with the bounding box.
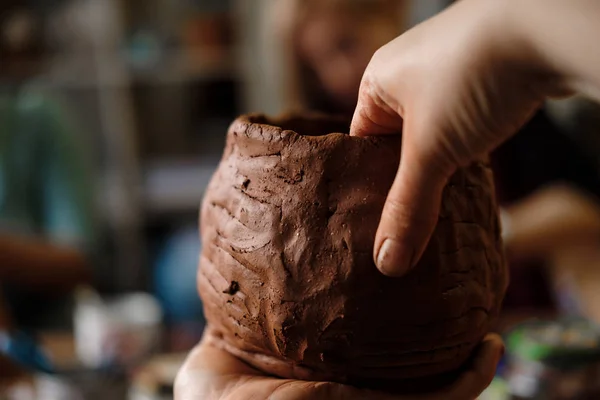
[0,355,26,387]
[0,235,88,386]
[502,185,600,258]
[0,286,25,386]
[174,330,503,400]
[350,0,565,277]
[0,234,89,293]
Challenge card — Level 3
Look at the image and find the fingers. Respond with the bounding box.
[174,342,386,400]
[374,143,450,276]
[175,336,503,400]
[273,335,504,400]
[175,338,421,400]
[350,76,403,138]
[351,73,453,277]
[0,354,27,385]
[441,334,504,400]
[269,381,413,400]
[174,337,259,400]
[269,381,368,400]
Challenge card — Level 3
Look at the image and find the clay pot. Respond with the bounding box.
[198,114,508,393]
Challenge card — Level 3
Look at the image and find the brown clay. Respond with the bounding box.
[198,113,508,393]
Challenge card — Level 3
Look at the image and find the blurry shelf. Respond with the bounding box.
[129,47,239,84]
[142,159,219,213]
[39,48,238,89]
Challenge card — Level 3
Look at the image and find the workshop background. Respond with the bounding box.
[2,0,600,399]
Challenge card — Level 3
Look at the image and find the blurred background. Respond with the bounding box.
[1,0,600,399]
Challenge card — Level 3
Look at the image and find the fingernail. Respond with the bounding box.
[376,239,413,277]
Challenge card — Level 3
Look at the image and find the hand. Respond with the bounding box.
[349,0,564,277]
[0,290,25,386]
[174,331,503,400]
[0,234,89,293]
[503,185,600,258]
[0,235,89,385]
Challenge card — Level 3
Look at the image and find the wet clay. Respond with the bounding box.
[198,114,508,393]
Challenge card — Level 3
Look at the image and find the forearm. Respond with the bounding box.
[504,185,600,258]
[0,235,90,293]
[0,291,11,330]
[507,0,600,99]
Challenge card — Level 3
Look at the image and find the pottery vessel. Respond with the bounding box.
[198,114,508,392]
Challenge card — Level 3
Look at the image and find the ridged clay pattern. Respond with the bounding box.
[198,114,508,393]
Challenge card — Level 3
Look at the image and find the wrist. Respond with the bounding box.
[486,0,568,98]
[499,208,513,243]
[503,0,600,99]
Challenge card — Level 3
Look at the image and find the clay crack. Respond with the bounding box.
[199,265,222,297]
[280,251,293,279]
[211,201,251,229]
[235,184,281,207]
[354,341,471,360]
[275,168,304,184]
[363,329,468,347]
[229,240,272,254]
[441,283,465,295]
[448,266,477,275]
[440,244,482,255]
[211,242,261,279]
[247,151,282,159]
[223,281,240,295]
[447,184,482,190]
[414,306,489,327]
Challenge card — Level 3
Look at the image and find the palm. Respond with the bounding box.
[175,331,502,400]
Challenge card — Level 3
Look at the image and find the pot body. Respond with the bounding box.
[198,114,508,392]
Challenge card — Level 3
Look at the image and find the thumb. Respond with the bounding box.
[443,333,504,400]
[350,81,403,137]
[374,143,451,277]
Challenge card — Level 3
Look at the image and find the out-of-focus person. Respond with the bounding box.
[0,5,98,384]
[490,109,600,317]
[270,0,410,115]
[497,164,600,325]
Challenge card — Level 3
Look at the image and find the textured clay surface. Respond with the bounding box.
[198,114,508,393]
